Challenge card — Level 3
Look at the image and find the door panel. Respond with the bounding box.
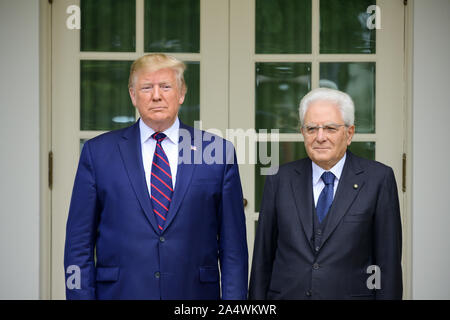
[229,0,406,293]
[51,0,228,299]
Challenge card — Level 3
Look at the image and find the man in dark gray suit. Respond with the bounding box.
[249,88,402,300]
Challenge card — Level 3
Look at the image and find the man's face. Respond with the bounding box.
[301,100,355,170]
[129,67,185,132]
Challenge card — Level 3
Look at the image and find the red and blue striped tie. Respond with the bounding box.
[150,132,173,232]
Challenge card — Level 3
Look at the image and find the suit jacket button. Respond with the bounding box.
[155,272,160,279]
[313,263,320,270]
[315,246,320,252]
[306,290,312,297]
[159,236,165,242]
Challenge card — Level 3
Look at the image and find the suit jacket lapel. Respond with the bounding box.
[162,122,196,233]
[319,151,365,249]
[118,121,159,234]
[291,158,315,251]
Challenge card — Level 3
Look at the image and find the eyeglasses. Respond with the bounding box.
[302,124,347,136]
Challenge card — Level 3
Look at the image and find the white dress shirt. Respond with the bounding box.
[312,153,347,207]
[140,118,179,197]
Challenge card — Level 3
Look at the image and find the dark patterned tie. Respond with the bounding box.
[316,171,335,223]
[150,132,173,232]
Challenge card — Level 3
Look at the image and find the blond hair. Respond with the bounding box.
[128,53,187,93]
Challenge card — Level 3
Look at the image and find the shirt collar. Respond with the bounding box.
[312,153,347,185]
[139,117,180,145]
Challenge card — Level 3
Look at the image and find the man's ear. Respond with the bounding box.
[129,87,136,107]
[178,94,185,105]
[178,85,186,105]
[346,125,355,145]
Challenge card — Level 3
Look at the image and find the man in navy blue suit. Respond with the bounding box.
[249,88,402,300]
[64,53,248,299]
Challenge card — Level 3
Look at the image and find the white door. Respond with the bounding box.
[50,0,409,299]
[51,0,230,299]
[228,0,408,298]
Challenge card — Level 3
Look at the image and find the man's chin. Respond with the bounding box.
[309,152,332,165]
[145,116,179,131]
[310,150,330,159]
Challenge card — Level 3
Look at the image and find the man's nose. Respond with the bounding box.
[152,86,161,100]
[316,127,327,142]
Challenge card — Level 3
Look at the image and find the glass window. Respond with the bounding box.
[255,0,311,54]
[80,60,135,131]
[80,139,87,153]
[255,63,311,133]
[348,141,375,161]
[144,0,200,53]
[255,141,307,212]
[320,62,375,133]
[81,0,136,52]
[179,62,200,127]
[320,0,376,54]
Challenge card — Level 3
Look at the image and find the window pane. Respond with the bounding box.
[81,0,136,52]
[320,0,376,54]
[256,63,311,133]
[255,141,308,212]
[145,0,200,53]
[255,0,311,54]
[348,141,375,161]
[179,62,200,127]
[80,139,87,153]
[254,141,375,212]
[80,60,135,131]
[320,62,375,133]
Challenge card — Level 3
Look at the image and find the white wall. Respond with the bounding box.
[412,0,450,299]
[0,0,40,299]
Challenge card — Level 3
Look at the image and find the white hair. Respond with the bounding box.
[298,87,355,127]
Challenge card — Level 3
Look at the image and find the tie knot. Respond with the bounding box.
[152,132,167,142]
[321,171,335,185]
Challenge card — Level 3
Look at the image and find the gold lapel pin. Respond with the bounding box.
[353,184,358,189]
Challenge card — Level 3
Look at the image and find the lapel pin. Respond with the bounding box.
[191,145,197,151]
[353,184,358,189]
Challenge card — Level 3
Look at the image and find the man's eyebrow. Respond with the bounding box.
[141,81,172,85]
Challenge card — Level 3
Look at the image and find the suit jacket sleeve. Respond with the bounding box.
[218,142,249,300]
[64,141,100,300]
[374,167,403,299]
[249,174,278,299]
